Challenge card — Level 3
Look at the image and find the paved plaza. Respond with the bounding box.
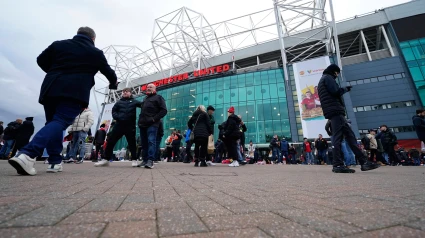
[0,161,425,238]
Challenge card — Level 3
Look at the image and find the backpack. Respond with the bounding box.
[361,136,370,150]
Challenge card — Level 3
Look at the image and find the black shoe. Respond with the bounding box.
[332,166,356,173]
[194,160,199,167]
[144,160,154,169]
[361,161,380,171]
[75,160,83,164]
[137,161,147,167]
[239,160,247,165]
[200,160,208,167]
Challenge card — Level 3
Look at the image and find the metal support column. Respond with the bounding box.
[360,30,372,61]
[273,0,289,84]
[380,25,395,57]
[329,0,343,70]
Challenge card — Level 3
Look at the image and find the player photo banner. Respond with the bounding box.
[293,56,330,139]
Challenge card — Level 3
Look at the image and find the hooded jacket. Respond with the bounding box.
[68,108,94,132]
[412,115,425,141]
[112,96,142,123]
[223,114,241,140]
[317,69,348,119]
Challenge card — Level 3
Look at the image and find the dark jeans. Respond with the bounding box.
[95,143,103,160]
[172,144,180,161]
[369,149,377,162]
[0,139,15,159]
[19,100,82,164]
[215,149,223,163]
[104,122,137,161]
[386,146,399,165]
[166,147,173,160]
[155,137,162,161]
[224,138,238,161]
[194,137,208,160]
[330,114,366,167]
[272,148,280,162]
[317,149,328,164]
[140,126,158,162]
[186,141,193,161]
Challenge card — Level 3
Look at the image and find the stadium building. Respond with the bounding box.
[99,0,425,148]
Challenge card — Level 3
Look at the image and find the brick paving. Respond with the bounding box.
[0,161,425,237]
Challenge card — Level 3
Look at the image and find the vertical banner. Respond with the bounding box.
[293,56,330,138]
[100,103,114,133]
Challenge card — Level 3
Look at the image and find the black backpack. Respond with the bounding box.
[361,136,371,150]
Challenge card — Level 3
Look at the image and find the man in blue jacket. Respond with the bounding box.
[317,64,379,173]
[280,137,289,163]
[9,27,117,176]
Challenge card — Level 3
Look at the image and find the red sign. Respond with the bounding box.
[141,64,230,91]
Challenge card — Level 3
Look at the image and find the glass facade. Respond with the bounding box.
[130,69,291,148]
[400,37,425,104]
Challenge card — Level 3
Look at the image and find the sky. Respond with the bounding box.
[0,0,410,133]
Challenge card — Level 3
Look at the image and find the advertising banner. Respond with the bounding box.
[293,56,330,138]
[100,103,114,133]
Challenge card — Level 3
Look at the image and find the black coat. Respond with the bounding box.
[317,70,347,119]
[376,130,398,150]
[270,138,279,148]
[112,96,142,123]
[412,115,425,141]
[239,124,247,146]
[157,121,164,138]
[188,110,212,139]
[94,128,106,144]
[138,94,167,128]
[37,34,117,107]
[15,120,35,147]
[3,122,20,140]
[0,125,3,135]
[223,114,241,140]
[218,122,226,140]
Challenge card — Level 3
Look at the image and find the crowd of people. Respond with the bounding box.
[0,118,35,160]
[5,26,425,176]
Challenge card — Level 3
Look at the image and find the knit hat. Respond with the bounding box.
[207,105,215,111]
[228,106,235,113]
[325,64,341,74]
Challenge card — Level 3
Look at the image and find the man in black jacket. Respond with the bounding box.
[317,64,379,173]
[376,125,399,166]
[0,120,22,159]
[138,84,167,169]
[315,134,329,165]
[93,124,107,162]
[412,109,425,144]
[11,117,35,157]
[95,88,141,167]
[171,130,182,162]
[223,106,241,167]
[9,27,117,176]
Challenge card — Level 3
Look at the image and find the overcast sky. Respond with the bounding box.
[0,0,410,133]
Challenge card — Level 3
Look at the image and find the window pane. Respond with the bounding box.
[409,67,424,82]
[386,75,395,80]
[378,76,386,81]
[357,107,364,112]
[353,108,357,112]
[357,80,364,84]
[364,78,371,83]
[364,106,371,111]
[393,74,402,79]
[371,77,378,82]
[402,47,416,61]
[350,81,357,85]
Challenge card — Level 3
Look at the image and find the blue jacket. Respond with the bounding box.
[185,129,191,143]
[280,139,289,152]
[37,34,117,107]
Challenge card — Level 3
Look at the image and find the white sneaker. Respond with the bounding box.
[94,159,110,167]
[8,154,37,176]
[47,164,63,173]
[229,160,240,167]
[206,161,216,166]
[132,160,140,167]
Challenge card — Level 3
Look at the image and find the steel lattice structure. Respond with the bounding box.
[96,0,341,104]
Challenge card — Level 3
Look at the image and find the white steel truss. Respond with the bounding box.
[100,1,342,103]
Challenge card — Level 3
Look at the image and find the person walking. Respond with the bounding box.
[93,124,107,162]
[317,64,379,173]
[314,134,328,165]
[270,135,280,164]
[0,120,22,160]
[11,117,35,157]
[67,108,94,164]
[376,125,399,166]
[206,106,216,166]
[188,105,212,167]
[412,109,425,144]
[223,106,241,167]
[138,84,167,169]
[366,129,378,162]
[302,138,315,165]
[8,27,117,175]
[95,88,142,167]
[280,137,289,164]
